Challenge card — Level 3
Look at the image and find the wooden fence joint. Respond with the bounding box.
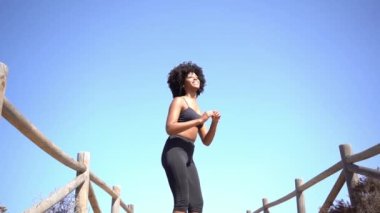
[295,178,306,213]
[112,185,121,213]
[339,144,359,208]
[262,198,269,213]
[75,152,90,213]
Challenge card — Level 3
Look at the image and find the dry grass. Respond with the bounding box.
[45,192,75,213]
[328,174,380,213]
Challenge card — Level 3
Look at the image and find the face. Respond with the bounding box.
[184,72,200,90]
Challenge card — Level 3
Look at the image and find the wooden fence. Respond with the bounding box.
[0,62,134,213]
[246,142,380,213]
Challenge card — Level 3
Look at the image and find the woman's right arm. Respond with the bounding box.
[165,98,205,135]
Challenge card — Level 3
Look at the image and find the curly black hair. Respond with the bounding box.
[167,61,206,97]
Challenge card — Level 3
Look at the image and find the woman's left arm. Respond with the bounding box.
[199,111,221,146]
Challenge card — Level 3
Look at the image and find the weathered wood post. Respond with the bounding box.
[262,198,269,213]
[0,62,8,117]
[339,144,359,207]
[111,185,121,213]
[75,152,90,212]
[295,178,306,213]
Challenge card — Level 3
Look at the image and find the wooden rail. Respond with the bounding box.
[247,143,380,213]
[0,62,134,213]
[25,172,88,213]
[2,98,86,172]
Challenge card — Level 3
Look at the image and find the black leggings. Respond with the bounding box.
[161,136,203,213]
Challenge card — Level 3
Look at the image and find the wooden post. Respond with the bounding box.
[88,183,102,213]
[320,171,346,213]
[111,185,121,213]
[339,144,359,207]
[75,152,90,213]
[295,178,306,213]
[262,198,269,213]
[0,62,8,117]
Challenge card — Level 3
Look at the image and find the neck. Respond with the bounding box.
[185,92,197,99]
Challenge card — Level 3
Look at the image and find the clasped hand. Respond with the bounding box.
[201,110,221,123]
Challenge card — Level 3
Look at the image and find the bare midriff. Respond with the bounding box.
[175,127,198,143]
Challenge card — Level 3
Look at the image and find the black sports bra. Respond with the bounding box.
[178,107,201,122]
[178,98,203,128]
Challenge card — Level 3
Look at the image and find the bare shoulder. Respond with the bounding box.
[170,97,185,108]
[172,96,183,104]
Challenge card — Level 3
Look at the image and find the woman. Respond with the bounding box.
[161,62,221,213]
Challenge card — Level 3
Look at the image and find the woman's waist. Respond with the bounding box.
[171,129,198,142]
[163,134,196,153]
[169,134,196,143]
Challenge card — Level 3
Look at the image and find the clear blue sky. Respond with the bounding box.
[1,0,379,212]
